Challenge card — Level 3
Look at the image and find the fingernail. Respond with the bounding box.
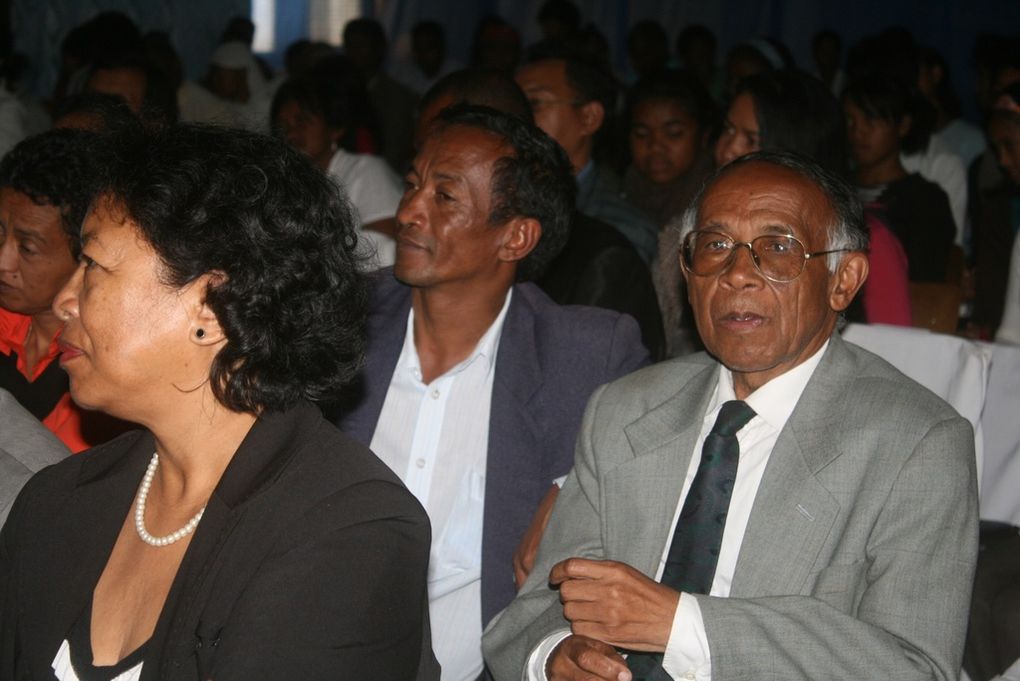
[618,673,632,681]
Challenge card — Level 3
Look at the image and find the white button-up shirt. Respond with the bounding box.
[371,290,512,681]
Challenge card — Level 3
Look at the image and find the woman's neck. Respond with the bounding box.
[24,310,63,375]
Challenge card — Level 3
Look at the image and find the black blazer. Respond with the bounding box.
[0,402,439,680]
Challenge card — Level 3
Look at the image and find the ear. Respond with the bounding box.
[578,100,605,137]
[828,251,869,312]
[186,271,228,346]
[497,217,542,264]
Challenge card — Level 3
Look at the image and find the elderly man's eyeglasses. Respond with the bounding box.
[680,230,855,282]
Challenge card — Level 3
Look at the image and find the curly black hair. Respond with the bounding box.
[0,128,103,258]
[433,103,576,281]
[98,124,367,413]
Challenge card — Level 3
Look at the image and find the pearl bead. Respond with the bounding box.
[134,452,206,548]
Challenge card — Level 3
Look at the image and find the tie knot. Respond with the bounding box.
[711,400,756,437]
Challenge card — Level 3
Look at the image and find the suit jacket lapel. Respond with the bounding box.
[610,362,717,577]
[729,335,854,597]
[339,272,410,444]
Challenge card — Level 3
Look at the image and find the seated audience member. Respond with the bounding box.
[675,25,723,101]
[0,387,69,526]
[722,38,789,99]
[309,54,385,156]
[973,86,1020,340]
[624,70,716,356]
[271,75,402,268]
[205,40,270,132]
[52,92,142,131]
[142,31,238,127]
[847,30,968,243]
[0,129,125,452]
[714,70,911,326]
[343,18,418,171]
[338,104,648,681]
[812,29,845,96]
[414,68,664,357]
[483,150,978,681]
[516,51,659,263]
[919,46,985,167]
[626,20,670,82]
[85,51,178,126]
[843,74,956,283]
[391,21,462,97]
[0,124,436,679]
[471,16,522,77]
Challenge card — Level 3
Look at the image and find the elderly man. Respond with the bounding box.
[339,104,648,681]
[483,150,978,681]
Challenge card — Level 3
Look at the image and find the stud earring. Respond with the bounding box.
[195,328,205,339]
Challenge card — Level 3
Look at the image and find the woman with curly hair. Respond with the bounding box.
[0,125,436,680]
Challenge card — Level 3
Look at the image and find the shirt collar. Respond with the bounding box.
[400,288,514,380]
[711,338,830,432]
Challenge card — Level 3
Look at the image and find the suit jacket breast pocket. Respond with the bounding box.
[809,560,869,615]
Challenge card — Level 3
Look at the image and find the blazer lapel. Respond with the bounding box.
[729,335,855,597]
[607,362,717,577]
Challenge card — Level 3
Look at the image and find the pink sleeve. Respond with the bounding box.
[862,213,913,326]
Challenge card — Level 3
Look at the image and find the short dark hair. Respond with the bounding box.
[420,68,533,123]
[734,70,849,177]
[0,129,103,258]
[524,49,616,118]
[87,50,179,125]
[270,74,355,134]
[676,24,716,56]
[434,104,575,281]
[842,72,933,154]
[680,150,868,269]
[537,0,581,32]
[97,124,367,413]
[627,68,718,135]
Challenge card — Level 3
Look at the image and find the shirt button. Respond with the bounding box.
[416,458,426,468]
[430,389,440,399]
[685,672,696,680]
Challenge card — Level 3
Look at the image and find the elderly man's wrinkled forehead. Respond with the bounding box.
[693,159,836,242]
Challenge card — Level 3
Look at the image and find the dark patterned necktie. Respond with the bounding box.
[627,400,756,680]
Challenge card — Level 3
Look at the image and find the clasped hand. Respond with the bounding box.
[545,558,680,680]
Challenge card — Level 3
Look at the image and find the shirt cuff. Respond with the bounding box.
[662,593,712,681]
[525,628,571,680]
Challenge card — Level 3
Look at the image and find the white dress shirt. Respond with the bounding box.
[371,290,512,681]
[527,341,829,680]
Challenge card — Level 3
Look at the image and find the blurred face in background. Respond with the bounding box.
[987,114,1020,186]
[715,92,760,166]
[630,98,706,184]
[273,100,340,170]
[843,99,906,172]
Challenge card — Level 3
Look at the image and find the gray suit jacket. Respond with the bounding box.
[0,388,68,527]
[483,333,979,680]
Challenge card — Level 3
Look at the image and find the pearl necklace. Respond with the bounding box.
[134,452,205,547]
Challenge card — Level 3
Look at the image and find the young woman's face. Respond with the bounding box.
[843,99,906,171]
[629,98,705,184]
[715,93,761,167]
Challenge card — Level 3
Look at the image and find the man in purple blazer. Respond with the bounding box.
[338,104,648,681]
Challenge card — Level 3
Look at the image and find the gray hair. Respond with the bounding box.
[676,150,868,272]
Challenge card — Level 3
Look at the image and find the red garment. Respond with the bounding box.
[0,308,99,453]
[862,210,913,326]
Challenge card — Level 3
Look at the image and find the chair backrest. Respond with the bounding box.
[843,323,990,495]
[910,282,962,333]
